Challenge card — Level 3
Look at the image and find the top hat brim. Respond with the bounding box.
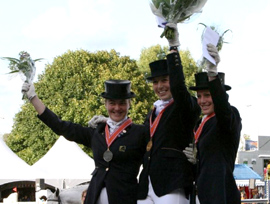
[147,59,168,81]
[146,72,169,80]
[189,72,231,91]
[101,92,136,99]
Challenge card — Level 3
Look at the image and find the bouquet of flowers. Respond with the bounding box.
[198,23,232,71]
[1,51,43,99]
[149,0,208,39]
[198,23,232,51]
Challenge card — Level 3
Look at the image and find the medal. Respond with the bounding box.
[148,100,174,152]
[103,149,113,162]
[146,139,153,151]
[104,118,132,162]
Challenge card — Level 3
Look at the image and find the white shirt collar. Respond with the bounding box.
[106,116,128,134]
[154,98,173,115]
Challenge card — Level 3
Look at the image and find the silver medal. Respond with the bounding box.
[103,149,113,162]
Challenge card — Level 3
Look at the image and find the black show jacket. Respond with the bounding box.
[138,52,201,199]
[195,77,242,204]
[38,108,147,204]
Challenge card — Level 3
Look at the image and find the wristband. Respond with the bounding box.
[169,46,178,51]
[207,71,218,77]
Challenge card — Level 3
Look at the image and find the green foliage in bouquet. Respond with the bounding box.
[152,0,197,23]
[150,0,208,39]
[198,23,232,72]
[198,23,232,51]
[1,51,43,83]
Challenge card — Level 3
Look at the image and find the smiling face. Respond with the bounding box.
[105,99,130,122]
[152,75,172,101]
[197,89,214,115]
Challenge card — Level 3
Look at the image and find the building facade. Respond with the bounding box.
[238,136,270,179]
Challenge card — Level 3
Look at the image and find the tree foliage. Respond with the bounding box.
[137,44,168,77]
[137,44,199,96]
[6,46,199,165]
[6,49,155,165]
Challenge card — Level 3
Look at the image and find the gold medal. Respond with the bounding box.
[146,139,153,151]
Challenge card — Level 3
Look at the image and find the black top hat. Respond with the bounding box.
[146,59,168,80]
[100,80,136,99]
[189,72,231,91]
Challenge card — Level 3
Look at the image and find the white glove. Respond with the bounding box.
[21,82,36,101]
[88,115,108,128]
[165,23,180,47]
[205,43,220,76]
[183,143,197,165]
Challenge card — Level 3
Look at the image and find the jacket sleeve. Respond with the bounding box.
[167,52,201,127]
[209,77,242,136]
[37,107,95,147]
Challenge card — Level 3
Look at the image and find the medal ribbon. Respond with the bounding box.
[194,112,215,143]
[150,100,174,138]
[105,118,132,147]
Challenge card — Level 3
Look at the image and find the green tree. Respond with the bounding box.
[6,46,199,165]
[137,44,199,96]
[6,49,155,165]
[137,45,168,78]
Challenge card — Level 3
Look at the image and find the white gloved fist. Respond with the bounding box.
[205,43,220,76]
[88,115,108,128]
[165,23,180,47]
[183,143,197,165]
[21,82,36,101]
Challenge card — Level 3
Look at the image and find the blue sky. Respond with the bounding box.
[1,0,270,142]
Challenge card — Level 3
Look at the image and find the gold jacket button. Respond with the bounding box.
[106,168,109,171]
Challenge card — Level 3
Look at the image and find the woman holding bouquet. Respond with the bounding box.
[185,44,242,203]
[137,23,201,204]
[21,80,147,204]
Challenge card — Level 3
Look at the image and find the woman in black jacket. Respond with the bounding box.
[185,44,242,204]
[22,80,147,204]
[137,23,201,204]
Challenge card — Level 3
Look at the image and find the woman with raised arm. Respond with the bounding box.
[22,80,147,204]
[137,23,201,204]
[184,44,242,204]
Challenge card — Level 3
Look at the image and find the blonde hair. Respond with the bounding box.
[81,189,87,203]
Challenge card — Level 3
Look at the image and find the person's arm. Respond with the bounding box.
[21,82,45,115]
[31,96,45,115]
[165,23,200,119]
[165,23,189,99]
[21,82,94,146]
[206,45,241,135]
[206,43,220,81]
